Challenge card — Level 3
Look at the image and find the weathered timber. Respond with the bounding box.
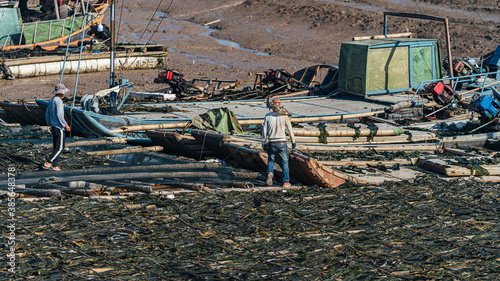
[320,160,413,166]
[86,146,164,155]
[416,158,500,176]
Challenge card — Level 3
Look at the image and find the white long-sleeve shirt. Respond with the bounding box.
[45,96,67,129]
[262,112,295,144]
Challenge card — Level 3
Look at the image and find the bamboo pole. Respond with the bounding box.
[86,146,164,156]
[0,187,61,197]
[353,32,412,41]
[293,134,436,144]
[10,163,223,180]
[15,170,261,186]
[297,144,438,152]
[66,137,128,147]
[110,110,386,133]
[293,127,404,137]
[319,160,413,166]
[110,122,190,133]
[101,180,153,193]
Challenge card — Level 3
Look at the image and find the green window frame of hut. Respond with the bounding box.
[367,46,410,92]
[365,42,441,95]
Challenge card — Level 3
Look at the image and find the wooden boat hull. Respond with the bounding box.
[441,131,500,148]
[145,130,215,159]
[36,99,176,138]
[0,102,46,126]
[189,129,347,187]
[2,1,109,51]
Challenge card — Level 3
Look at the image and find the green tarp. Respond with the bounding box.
[191,108,243,133]
[22,17,84,45]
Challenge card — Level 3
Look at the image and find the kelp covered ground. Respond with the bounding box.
[1,177,498,280]
[0,125,109,173]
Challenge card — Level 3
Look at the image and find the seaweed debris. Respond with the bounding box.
[306,149,425,161]
[1,176,498,279]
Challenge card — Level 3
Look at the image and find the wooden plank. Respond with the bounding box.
[416,158,500,176]
[320,160,412,166]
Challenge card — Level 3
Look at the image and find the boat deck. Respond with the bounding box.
[127,94,389,122]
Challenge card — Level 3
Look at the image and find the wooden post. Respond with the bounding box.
[53,0,60,19]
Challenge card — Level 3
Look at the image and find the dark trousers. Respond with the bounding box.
[47,126,65,167]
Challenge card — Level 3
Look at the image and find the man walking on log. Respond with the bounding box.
[262,97,296,187]
[43,84,70,171]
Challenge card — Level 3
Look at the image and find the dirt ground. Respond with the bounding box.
[1,0,499,101]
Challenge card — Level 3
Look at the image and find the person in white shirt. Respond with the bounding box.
[262,97,296,187]
[43,84,70,171]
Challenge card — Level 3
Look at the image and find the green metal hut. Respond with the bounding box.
[338,38,442,98]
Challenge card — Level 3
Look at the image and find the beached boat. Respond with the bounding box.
[1,0,109,51]
[147,129,351,187]
[0,101,46,125]
[8,11,500,144]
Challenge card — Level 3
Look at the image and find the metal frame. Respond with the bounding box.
[383,12,454,85]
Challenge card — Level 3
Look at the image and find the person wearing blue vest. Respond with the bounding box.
[43,84,70,171]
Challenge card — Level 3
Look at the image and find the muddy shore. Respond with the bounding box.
[1,0,499,101]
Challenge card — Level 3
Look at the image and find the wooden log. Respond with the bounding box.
[320,160,413,166]
[416,158,500,176]
[86,146,164,156]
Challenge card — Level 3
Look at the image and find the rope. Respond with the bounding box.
[69,107,74,138]
[467,0,499,44]
[116,0,126,41]
[60,0,81,84]
[199,130,208,161]
[71,0,92,107]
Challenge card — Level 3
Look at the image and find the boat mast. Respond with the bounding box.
[109,0,116,87]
